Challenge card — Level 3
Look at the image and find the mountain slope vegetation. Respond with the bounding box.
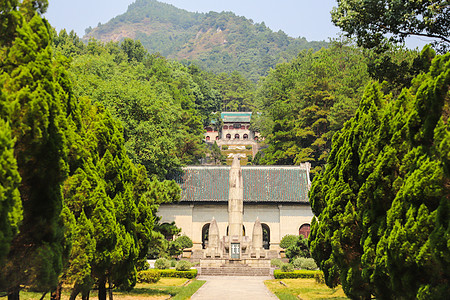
[84,0,328,80]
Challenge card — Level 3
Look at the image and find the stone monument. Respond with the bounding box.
[204,156,266,262]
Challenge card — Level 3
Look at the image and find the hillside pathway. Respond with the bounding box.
[191,276,277,300]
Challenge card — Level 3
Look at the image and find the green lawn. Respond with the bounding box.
[265,278,348,300]
[10,278,205,300]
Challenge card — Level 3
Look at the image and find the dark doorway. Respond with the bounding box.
[262,223,270,249]
[202,223,210,249]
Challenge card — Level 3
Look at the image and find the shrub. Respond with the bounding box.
[168,240,182,257]
[273,270,322,279]
[155,258,171,269]
[171,259,177,267]
[314,271,325,284]
[285,236,310,260]
[137,270,161,283]
[292,257,317,270]
[159,269,198,279]
[245,145,252,150]
[176,235,193,249]
[222,145,228,150]
[280,263,294,272]
[270,258,283,268]
[280,235,298,249]
[175,260,192,271]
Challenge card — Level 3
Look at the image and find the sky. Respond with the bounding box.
[45,0,430,49]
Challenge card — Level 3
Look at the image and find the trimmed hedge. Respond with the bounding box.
[273,269,322,279]
[137,270,161,283]
[159,269,198,279]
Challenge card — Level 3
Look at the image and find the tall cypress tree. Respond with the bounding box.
[0,120,22,266]
[310,49,449,299]
[0,0,71,297]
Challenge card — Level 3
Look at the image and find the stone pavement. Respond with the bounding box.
[191,276,278,300]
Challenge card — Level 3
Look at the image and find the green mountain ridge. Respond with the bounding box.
[84,0,328,80]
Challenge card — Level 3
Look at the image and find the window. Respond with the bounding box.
[223,125,228,130]
[299,224,311,238]
[234,134,240,139]
[205,136,210,141]
[243,134,248,139]
[226,133,231,139]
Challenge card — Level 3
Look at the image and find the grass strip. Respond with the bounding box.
[171,280,206,300]
[265,278,348,300]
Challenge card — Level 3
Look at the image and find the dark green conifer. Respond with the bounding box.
[0,1,72,297]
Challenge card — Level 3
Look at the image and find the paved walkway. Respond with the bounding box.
[191,276,278,300]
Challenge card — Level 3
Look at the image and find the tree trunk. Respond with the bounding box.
[8,286,20,300]
[108,277,113,300]
[81,290,90,300]
[69,285,80,300]
[39,291,48,300]
[98,278,107,300]
[51,282,63,300]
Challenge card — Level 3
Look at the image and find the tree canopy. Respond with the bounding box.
[331,0,450,52]
[255,41,371,174]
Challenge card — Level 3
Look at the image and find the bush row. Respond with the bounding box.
[159,269,198,279]
[138,269,198,281]
[137,270,161,283]
[273,269,322,279]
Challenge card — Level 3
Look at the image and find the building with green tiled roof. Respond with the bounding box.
[158,163,313,255]
[174,165,310,203]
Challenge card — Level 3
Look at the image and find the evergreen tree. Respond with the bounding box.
[0,1,72,297]
[61,98,180,299]
[0,120,21,266]
[310,50,450,299]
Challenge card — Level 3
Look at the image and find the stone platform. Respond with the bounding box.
[199,258,272,276]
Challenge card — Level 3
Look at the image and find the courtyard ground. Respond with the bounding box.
[191,276,277,299]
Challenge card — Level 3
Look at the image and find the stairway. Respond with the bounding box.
[200,263,271,276]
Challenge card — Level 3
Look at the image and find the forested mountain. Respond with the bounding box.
[84,0,327,80]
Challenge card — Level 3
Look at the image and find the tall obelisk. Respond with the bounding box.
[228,156,244,259]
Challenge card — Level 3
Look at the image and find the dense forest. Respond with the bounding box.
[84,0,328,81]
[0,0,448,299]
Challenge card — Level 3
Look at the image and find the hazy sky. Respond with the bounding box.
[45,0,429,48]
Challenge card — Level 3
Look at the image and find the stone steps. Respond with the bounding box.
[200,267,271,276]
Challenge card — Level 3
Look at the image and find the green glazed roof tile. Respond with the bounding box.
[174,166,310,203]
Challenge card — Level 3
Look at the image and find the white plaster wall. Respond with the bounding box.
[204,131,219,141]
[222,128,252,140]
[157,203,313,249]
[279,204,314,240]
